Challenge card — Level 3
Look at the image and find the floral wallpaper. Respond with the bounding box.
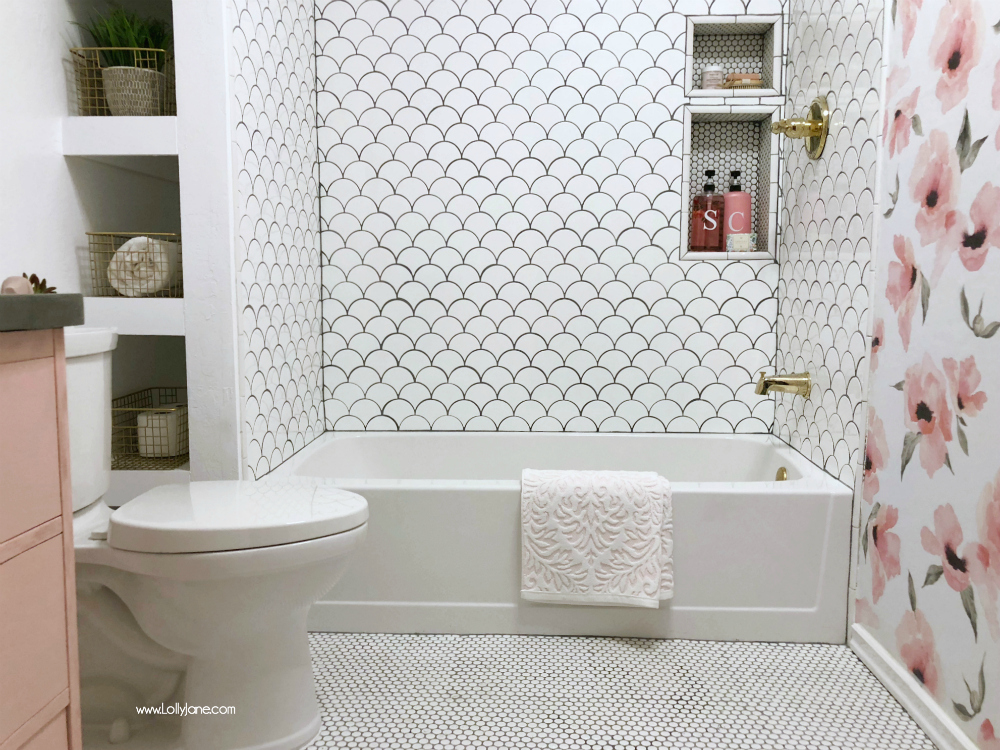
[856,0,1000,745]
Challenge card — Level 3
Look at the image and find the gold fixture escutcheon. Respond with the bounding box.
[771,94,830,160]
[775,467,788,481]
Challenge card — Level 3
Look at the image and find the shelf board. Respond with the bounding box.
[62,116,178,156]
[689,89,781,98]
[84,297,185,336]
[681,251,773,261]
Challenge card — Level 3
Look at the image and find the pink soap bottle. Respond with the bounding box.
[723,170,752,251]
[691,170,724,252]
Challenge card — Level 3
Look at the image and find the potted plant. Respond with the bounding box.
[80,7,172,116]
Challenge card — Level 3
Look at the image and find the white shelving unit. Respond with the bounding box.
[83,297,185,336]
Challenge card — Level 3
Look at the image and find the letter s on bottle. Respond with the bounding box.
[704,209,718,231]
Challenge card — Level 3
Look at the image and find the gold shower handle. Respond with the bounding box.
[770,118,824,138]
[770,94,830,159]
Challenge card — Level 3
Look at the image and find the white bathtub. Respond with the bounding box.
[279,433,852,643]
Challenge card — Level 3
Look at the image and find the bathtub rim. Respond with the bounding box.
[274,432,848,496]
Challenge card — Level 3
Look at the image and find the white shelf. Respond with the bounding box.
[689,88,781,98]
[84,297,185,336]
[681,251,774,261]
[62,116,178,156]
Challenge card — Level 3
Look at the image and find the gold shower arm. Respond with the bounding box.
[770,94,830,159]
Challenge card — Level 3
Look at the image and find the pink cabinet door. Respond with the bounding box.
[0,537,70,745]
[17,712,68,750]
[0,331,62,545]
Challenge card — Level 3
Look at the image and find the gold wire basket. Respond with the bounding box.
[71,47,176,116]
[112,388,189,470]
[87,232,182,298]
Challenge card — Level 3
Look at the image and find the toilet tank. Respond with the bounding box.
[64,327,118,512]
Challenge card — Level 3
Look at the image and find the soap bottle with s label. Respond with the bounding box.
[691,170,724,252]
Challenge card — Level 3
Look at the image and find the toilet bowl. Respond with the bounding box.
[63,327,368,749]
[74,480,367,750]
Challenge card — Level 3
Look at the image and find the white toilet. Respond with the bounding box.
[64,328,368,750]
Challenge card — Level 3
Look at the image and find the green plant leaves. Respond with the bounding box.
[884,174,899,218]
[961,585,978,640]
[911,114,923,136]
[901,432,921,478]
[953,661,986,721]
[920,274,931,322]
[961,288,1000,339]
[79,7,172,70]
[923,565,944,587]
[956,420,969,455]
[908,571,917,612]
[957,110,987,173]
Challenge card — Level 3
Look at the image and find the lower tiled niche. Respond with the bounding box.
[681,107,780,260]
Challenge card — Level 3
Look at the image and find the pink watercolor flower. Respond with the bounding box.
[886,88,920,158]
[921,504,971,591]
[899,0,923,57]
[974,471,1000,640]
[930,0,984,112]
[896,609,941,697]
[980,721,1000,750]
[959,183,1000,272]
[855,597,880,629]
[886,66,911,101]
[885,236,920,350]
[943,356,987,418]
[870,318,885,371]
[910,131,960,246]
[904,355,953,476]
[869,504,901,603]
[863,410,888,503]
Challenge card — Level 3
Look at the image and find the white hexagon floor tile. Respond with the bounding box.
[304,633,935,749]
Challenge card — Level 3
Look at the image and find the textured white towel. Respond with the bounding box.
[107,236,180,297]
[521,469,673,608]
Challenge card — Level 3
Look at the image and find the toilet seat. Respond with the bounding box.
[107,479,368,554]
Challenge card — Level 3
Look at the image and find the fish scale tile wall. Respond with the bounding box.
[317,0,789,433]
[772,0,882,486]
[233,0,325,477]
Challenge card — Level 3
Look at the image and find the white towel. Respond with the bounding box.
[137,405,187,457]
[107,236,180,297]
[520,469,673,608]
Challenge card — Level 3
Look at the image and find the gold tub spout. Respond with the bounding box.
[755,371,811,398]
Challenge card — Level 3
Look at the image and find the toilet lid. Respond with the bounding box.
[108,479,368,553]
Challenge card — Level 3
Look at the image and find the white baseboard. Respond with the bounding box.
[850,623,977,750]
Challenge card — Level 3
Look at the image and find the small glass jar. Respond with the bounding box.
[701,64,725,89]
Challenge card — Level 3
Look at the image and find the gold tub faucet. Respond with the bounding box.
[755,371,811,398]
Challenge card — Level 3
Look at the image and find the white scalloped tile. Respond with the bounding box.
[773,0,882,487]
[317,0,790,434]
[233,0,324,478]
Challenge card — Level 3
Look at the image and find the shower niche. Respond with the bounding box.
[685,16,782,97]
[680,107,780,261]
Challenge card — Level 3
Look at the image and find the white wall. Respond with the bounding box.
[0,0,180,294]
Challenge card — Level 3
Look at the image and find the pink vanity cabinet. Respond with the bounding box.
[0,329,82,750]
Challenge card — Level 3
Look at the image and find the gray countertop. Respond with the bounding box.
[0,294,85,332]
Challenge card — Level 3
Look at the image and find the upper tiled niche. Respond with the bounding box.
[317,0,788,433]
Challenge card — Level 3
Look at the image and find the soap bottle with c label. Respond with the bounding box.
[723,170,754,252]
